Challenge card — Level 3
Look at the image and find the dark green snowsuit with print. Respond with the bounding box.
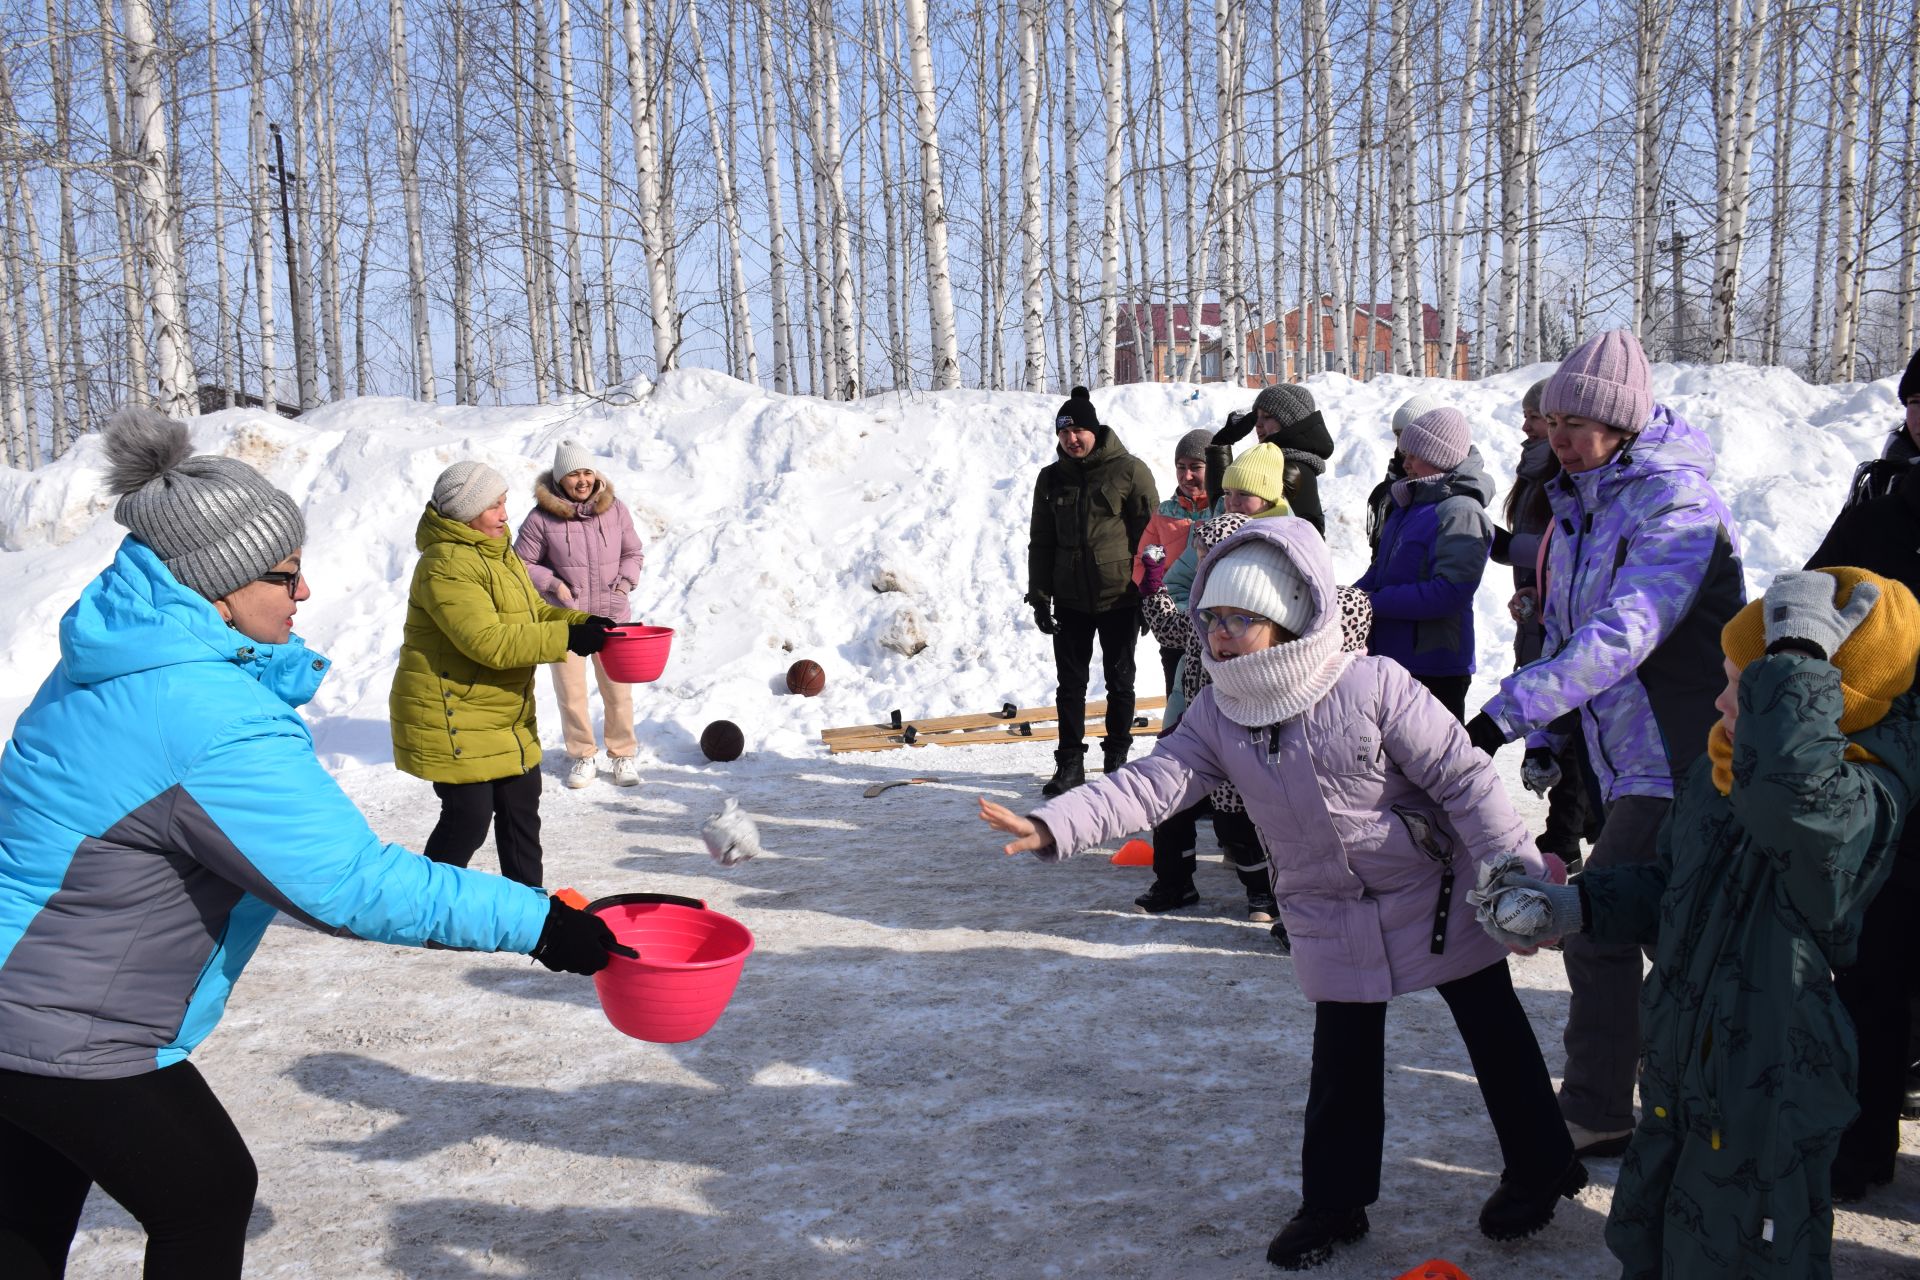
[1581,655,1920,1279]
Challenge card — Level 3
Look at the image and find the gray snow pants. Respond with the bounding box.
[1558,794,1672,1133]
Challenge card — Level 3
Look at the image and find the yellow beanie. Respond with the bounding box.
[1220,443,1293,518]
[1720,567,1920,734]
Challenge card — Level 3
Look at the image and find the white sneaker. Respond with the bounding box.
[610,756,642,787]
[565,756,599,789]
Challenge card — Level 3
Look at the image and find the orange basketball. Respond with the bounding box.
[785,659,826,697]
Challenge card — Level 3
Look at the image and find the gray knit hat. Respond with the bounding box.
[1399,407,1473,471]
[104,407,306,602]
[1391,393,1448,436]
[1252,383,1316,431]
[432,461,509,523]
[1521,378,1549,415]
[551,439,597,483]
[1174,428,1212,463]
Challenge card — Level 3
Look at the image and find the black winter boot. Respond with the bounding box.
[1101,736,1131,773]
[1478,1156,1588,1240]
[1041,746,1087,796]
[1266,1206,1369,1270]
[1133,879,1201,913]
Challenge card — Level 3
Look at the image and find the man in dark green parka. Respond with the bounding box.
[1026,386,1158,795]
[1474,567,1920,1278]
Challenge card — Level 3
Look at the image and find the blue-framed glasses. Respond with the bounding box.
[1196,608,1267,639]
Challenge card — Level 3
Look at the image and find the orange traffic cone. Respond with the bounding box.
[1109,838,1154,866]
[1394,1261,1471,1280]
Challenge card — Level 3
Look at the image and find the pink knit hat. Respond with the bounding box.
[1542,330,1653,434]
[1398,407,1472,471]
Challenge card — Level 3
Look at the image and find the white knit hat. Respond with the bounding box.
[432,461,509,523]
[1196,538,1315,634]
[551,439,598,483]
[1391,393,1448,436]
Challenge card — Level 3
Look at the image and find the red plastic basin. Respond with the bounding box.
[588,893,754,1043]
[599,625,674,683]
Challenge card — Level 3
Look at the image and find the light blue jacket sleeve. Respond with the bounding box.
[1165,537,1201,610]
[170,708,551,954]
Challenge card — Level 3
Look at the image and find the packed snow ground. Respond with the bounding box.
[1,366,1916,1277]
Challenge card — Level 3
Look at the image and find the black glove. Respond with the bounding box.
[1465,712,1507,758]
[1491,525,1513,563]
[530,897,638,975]
[566,616,618,656]
[1031,600,1056,635]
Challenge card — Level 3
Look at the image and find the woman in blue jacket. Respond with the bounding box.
[1353,406,1494,721]
[0,410,632,1279]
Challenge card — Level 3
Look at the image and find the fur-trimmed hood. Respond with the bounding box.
[532,474,616,520]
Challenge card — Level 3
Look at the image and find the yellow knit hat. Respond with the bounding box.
[1720,568,1920,733]
[1709,568,1919,794]
[1220,443,1293,518]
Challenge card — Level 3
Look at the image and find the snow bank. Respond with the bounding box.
[0,362,1898,753]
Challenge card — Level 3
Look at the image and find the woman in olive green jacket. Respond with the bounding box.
[390,461,613,886]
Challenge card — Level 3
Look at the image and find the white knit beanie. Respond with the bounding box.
[1391,393,1448,437]
[432,461,509,523]
[1196,538,1315,634]
[551,439,598,483]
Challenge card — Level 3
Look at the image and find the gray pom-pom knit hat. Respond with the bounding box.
[104,407,306,602]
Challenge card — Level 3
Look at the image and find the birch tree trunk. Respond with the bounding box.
[246,0,274,409]
[1387,0,1413,374]
[125,0,196,414]
[688,0,758,384]
[904,0,960,389]
[1831,0,1862,381]
[556,0,598,392]
[1438,0,1482,380]
[99,0,150,404]
[530,0,566,397]
[205,0,231,410]
[315,0,345,398]
[0,237,23,462]
[0,51,63,443]
[1761,9,1797,366]
[1518,0,1541,363]
[1899,0,1919,358]
[1125,0,1155,385]
[1630,0,1672,338]
[47,0,88,443]
[1710,0,1772,363]
[865,0,901,386]
[814,0,859,397]
[1306,0,1349,374]
[287,0,319,407]
[1017,0,1045,389]
[974,0,997,387]
[753,0,792,391]
[450,0,475,403]
[388,0,435,400]
[621,0,680,373]
[1212,0,1240,387]
[1096,0,1124,384]
[511,4,550,403]
[1808,86,1833,381]
[1181,3,1202,381]
[600,0,625,387]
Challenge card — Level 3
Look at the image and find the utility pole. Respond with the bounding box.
[268,123,314,409]
[1657,198,1688,361]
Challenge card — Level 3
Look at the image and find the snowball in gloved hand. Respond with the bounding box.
[702,797,765,868]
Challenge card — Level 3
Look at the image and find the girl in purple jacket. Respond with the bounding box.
[980,518,1581,1271]
[514,440,646,788]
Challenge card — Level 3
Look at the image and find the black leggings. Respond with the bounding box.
[426,764,544,886]
[1302,960,1572,1210]
[0,1061,256,1279]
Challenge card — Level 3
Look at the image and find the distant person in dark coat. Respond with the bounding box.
[1026,386,1159,795]
[1206,383,1335,534]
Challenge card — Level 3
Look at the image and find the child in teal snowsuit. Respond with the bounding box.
[1476,567,1920,1279]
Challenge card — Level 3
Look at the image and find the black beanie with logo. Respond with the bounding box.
[1054,385,1100,434]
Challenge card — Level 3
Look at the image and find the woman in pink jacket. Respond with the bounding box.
[980,518,1580,1271]
[514,440,646,788]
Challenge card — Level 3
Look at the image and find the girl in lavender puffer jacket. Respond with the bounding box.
[980,518,1582,1271]
[514,440,646,788]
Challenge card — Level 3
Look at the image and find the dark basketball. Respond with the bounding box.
[699,719,746,762]
[785,659,826,697]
